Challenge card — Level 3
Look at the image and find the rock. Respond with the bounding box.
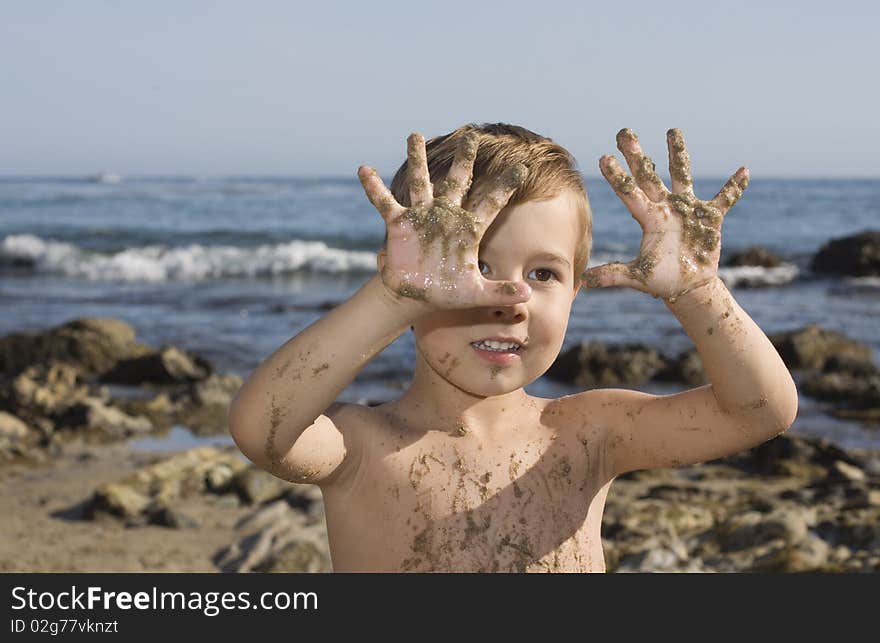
[88,483,152,520]
[206,464,237,493]
[720,433,862,478]
[718,506,812,553]
[801,370,880,416]
[724,246,782,268]
[234,468,295,505]
[0,318,150,377]
[104,373,243,437]
[86,446,248,522]
[174,374,243,435]
[654,349,706,385]
[0,411,29,440]
[214,500,331,573]
[54,398,153,438]
[99,346,212,386]
[601,433,880,572]
[8,362,91,420]
[810,230,880,276]
[832,460,866,483]
[768,324,874,371]
[147,503,200,529]
[750,532,831,572]
[547,341,667,387]
[815,514,880,552]
[255,539,331,573]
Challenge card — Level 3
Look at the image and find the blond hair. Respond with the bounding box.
[389,123,592,286]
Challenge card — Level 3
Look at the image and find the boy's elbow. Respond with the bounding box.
[227,399,264,465]
[770,388,799,436]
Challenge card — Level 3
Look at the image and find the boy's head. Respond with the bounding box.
[389,122,592,284]
[388,123,593,398]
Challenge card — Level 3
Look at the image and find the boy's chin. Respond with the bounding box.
[447,372,530,398]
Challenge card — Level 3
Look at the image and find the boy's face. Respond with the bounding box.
[413,190,583,397]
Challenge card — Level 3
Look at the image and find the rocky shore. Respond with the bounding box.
[1,312,878,573]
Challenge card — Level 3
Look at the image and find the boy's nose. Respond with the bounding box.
[491,304,527,323]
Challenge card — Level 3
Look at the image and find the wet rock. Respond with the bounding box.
[7,362,91,422]
[654,348,706,385]
[100,346,212,386]
[724,245,782,268]
[802,371,880,413]
[54,398,153,438]
[234,468,295,505]
[86,446,248,522]
[0,318,150,377]
[750,532,831,572]
[768,324,873,371]
[174,374,243,435]
[810,230,880,277]
[602,432,880,573]
[255,539,330,573]
[717,506,813,552]
[88,483,152,520]
[205,463,237,493]
[105,374,242,436]
[720,433,863,478]
[547,341,667,387]
[147,503,200,529]
[0,411,29,440]
[214,500,331,573]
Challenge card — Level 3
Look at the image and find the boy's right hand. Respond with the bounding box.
[357,132,532,312]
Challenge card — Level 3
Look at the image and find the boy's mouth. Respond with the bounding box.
[469,337,524,364]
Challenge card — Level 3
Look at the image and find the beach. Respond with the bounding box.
[1,176,879,572]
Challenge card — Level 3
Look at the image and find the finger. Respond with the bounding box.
[472,278,532,307]
[437,131,478,206]
[616,128,668,202]
[599,155,652,222]
[470,163,529,227]
[580,262,648,292]
[358,165,404,223]
[709,166,750,215]
[407,132,433,208]
[666,128,694,195]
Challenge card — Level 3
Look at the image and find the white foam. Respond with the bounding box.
[717,264,799,287]
[0,234,377,282]
[584,251,799,288]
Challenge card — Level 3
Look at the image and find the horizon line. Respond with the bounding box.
[1,173,879,181]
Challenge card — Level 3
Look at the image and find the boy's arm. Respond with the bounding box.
[228,274,421,484]
[586,276,797,476]
[575,128,798,477]
[229,131,531,485]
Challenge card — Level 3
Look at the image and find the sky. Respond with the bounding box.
[1,0,878,178]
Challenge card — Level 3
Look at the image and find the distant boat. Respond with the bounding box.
[89,171,123,184]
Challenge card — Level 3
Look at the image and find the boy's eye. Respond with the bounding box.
[528,268,557,282]
[478,260,490,275]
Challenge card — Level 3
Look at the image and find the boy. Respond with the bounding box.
[228,123,799,572]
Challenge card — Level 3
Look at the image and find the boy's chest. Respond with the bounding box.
[340,424,610,572]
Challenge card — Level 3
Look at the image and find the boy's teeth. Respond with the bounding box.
[473,340,520,352]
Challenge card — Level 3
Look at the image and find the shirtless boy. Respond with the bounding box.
[228,123,799,572]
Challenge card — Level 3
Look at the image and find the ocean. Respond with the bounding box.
[2,175,879,450]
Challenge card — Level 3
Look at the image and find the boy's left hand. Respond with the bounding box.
[582,128,749,303]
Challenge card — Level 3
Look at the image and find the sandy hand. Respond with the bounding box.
[358,131,531,310]
[582,128,750,303]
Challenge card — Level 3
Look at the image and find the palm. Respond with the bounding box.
[358,132,531,309]
[383,199,484,306]
[583,128,749,303]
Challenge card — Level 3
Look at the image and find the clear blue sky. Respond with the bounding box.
[1,0,877,177]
